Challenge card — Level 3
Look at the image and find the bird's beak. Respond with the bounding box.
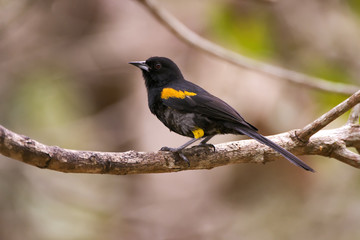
[129,61,150,72]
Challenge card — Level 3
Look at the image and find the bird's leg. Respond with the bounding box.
[160,138,200,152]
[199,135,214,144]
[160,138,201,166]
[198,135,216,151]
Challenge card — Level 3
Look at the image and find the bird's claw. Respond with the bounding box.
[160,146,175,152]
[160,146,190,166]
[198,143,216,152]
[177,152,190,167]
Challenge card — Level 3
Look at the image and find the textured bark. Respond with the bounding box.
[1,124,359,174]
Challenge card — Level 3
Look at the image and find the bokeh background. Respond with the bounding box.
[1,0,360,239]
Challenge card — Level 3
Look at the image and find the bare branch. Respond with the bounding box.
[305,125,360,168]
[296,90,360,142]
[135,0,359,95]
[347,104,360,125]
[1,123,360,174]
[331,147,360,168]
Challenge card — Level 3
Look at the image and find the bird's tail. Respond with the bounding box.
[234,126,314,172]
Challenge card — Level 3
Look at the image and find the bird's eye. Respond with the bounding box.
[155,63,162,70]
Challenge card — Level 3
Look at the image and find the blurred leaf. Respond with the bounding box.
[347,0,360,17]
[7,69,91,134]
[208,3,275,59]
[305,58,351,111]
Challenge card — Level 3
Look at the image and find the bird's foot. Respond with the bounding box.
[160,146,177,152]
[198,143,216,152]
[160,147,190,166]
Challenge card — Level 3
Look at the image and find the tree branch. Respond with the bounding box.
[347,104,360,125]
[296,90,360,142]
[2,89,360,174]
[1,123,360,174]
[307,125,360,168]
[135,0,359,95]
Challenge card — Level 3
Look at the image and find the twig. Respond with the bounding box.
[347,104,360,125]
[135,0,359,95]
[296,90,360,142]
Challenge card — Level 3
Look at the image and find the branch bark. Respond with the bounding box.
[1,123,360,174]
[135,0,359,95]
[2,90,360,174]
[347,104,360,125]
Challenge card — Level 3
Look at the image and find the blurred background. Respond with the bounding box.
[0,0,360,239]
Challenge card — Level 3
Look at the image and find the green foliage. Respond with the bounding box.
[208,3,275,59]
[305,58,351,111]
[208,2,354,117]
[7,69,90,134]
[347,0,360,16]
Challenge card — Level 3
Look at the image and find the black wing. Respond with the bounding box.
[162,80,257,131]
[162,80,314,172]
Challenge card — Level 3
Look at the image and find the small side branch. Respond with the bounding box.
[347,104,360,125]
[331,147,360,168]
[296,90,360,142]
[301,125,360,168]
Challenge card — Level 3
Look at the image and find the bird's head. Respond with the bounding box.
[129,57,184,88]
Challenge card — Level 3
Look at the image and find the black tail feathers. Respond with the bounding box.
[235,126,315,172]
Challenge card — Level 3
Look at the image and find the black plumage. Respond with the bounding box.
[129,56,314,172]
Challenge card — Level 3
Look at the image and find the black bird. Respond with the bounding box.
[129,57,314,172]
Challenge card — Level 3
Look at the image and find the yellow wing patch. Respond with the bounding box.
[161,88,197,100]
[192,128,204,139]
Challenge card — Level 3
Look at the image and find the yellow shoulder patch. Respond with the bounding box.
[161,88,197,100]
[192,128,204,139]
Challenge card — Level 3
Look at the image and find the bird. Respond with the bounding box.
[129,56,314,172]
